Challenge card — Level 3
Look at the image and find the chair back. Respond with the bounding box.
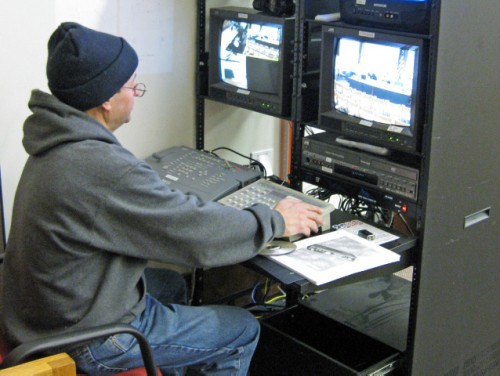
[0,324,160,376]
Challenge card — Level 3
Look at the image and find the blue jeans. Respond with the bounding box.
[69,271,260,375]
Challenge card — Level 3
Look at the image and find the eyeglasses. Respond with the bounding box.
[123,83,146,97]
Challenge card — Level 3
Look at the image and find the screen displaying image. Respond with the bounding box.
[333,38,418,127]
[219,20,282,93]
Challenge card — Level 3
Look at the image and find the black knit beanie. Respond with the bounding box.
[47,22,138,111]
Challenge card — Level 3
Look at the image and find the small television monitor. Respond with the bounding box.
[209,7,295,117]
[318,25,429,153]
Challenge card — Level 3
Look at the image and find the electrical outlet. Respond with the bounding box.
[250,148,274,176]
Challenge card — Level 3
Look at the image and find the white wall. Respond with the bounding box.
[0,0,280,235]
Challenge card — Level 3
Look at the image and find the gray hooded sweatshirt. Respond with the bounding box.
[0,90,284,347]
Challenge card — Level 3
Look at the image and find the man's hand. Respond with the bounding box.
[274,197,325,237]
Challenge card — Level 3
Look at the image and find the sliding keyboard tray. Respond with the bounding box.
[243,210,417,295]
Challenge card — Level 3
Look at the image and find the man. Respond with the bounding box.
[0,23,324,375]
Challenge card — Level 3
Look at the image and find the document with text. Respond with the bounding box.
[268,230,401,286]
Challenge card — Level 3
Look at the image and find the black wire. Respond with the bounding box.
[211,146,267,178]
[305,186,334,202]
[337,195,403,230]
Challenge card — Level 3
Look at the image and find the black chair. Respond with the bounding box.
[0,323,159,376]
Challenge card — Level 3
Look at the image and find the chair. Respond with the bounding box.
[0,323,160,376]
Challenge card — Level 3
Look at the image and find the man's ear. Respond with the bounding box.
[102,100,112,112]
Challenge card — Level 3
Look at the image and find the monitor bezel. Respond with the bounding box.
[318,25,429,153]
[208,7,295,118]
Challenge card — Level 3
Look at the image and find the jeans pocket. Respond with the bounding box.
[90,332,137,360]
[68,329,143,374]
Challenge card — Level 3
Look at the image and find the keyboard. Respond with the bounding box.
[146,146,262,201]
[218,178,334,230]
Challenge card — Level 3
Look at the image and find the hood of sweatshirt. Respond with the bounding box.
[22,89,119,156]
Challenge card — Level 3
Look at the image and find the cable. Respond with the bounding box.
[265,295,286,304]
[249,278,287,314]
[211,146,267,178]
[250,278,271,305]
[250,282,260,305]
[336,195,398,229]
[398,212,415,236]
[305,186,334,202]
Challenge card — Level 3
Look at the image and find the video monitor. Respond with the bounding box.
[318,25,429,153]
[209,7,295,117]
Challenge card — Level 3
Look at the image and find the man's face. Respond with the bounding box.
[106,74,137,131]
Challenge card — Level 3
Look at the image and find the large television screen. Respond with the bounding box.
[209,7,295,117]
[319,25,429,153]
[334,37,418,128]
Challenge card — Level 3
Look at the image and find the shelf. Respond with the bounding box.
[243,210,416,296]
[251,304,401,375]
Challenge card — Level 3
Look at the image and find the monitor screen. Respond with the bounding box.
[334,37,418,128]
[219,20,282,94]
[209,7,295,117]
[318,25,428,153]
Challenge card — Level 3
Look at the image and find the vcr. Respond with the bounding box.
[302,133,419,202]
